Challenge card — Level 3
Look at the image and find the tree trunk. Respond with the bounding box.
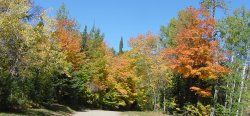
[152,87,156,111]
[228,79,236,113]
[163,87,166,113]
[210,79,218,116]
[224,82,228,106]
[224,55,235,115]
[212,0,216,18]
[236,62,247,116]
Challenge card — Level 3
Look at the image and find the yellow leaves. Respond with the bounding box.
[93,78,106,90]
[107,76,116,83]
[184,102,211,116]
[115,84,128,95]
[104,50,137,100]
[129,32,159,57]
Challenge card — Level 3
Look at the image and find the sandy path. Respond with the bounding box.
[73,110,121,116]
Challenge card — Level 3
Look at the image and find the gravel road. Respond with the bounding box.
[73,110,121,116]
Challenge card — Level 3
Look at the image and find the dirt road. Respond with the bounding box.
[73,110,121,116]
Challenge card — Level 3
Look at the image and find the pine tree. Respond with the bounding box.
[56,3,69,20]
[119,37,124,54]
[81,25,88,52]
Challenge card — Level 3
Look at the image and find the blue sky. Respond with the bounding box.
[34,0,250,51]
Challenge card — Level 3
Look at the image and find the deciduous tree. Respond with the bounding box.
[164,6,227,104]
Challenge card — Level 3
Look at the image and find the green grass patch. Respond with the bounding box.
[121,111,169,116]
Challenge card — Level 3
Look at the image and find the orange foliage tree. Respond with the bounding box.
[55,19,84,70]
[165,6,227,97]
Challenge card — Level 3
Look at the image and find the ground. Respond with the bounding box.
[73,110,169,116]
[0,104,169,116]
[73,110,121,116]
[0,110,169,116]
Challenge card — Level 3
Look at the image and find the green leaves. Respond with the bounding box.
[218,7,250,58]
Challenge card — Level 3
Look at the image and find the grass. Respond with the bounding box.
[121,111,169,116]
[0,104,74,116]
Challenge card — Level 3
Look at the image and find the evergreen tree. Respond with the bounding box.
[119,37,124,54]
[111,48,116,55]
[81,25,88,52]
[56,3,69,20]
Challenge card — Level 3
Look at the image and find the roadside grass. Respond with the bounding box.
[121,111,169,116]
[0,104,74,116]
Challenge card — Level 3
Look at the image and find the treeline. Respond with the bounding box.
[0,0,249,115]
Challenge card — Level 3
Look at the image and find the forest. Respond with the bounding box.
[0,0,249,116]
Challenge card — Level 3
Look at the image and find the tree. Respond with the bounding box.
[52,4,86,106]
[160,18,177,48]
[0,0,34,108]
[218,7,250,116]
[160,7,208,48]
[105,50,137,110]
[56,3,69,20]
[129,32,172,111]
[200,0,228,18]
[164,6,228,109]
[81,25,88,52]
[0,0,69,109]
[199,1,228,115]
[119,37,124,54]
[55,4,83,70]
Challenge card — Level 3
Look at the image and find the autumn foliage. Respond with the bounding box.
[165,7,228,97]
[3,1,249,115]
[107,51,137,105]
[55,19,84,70]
